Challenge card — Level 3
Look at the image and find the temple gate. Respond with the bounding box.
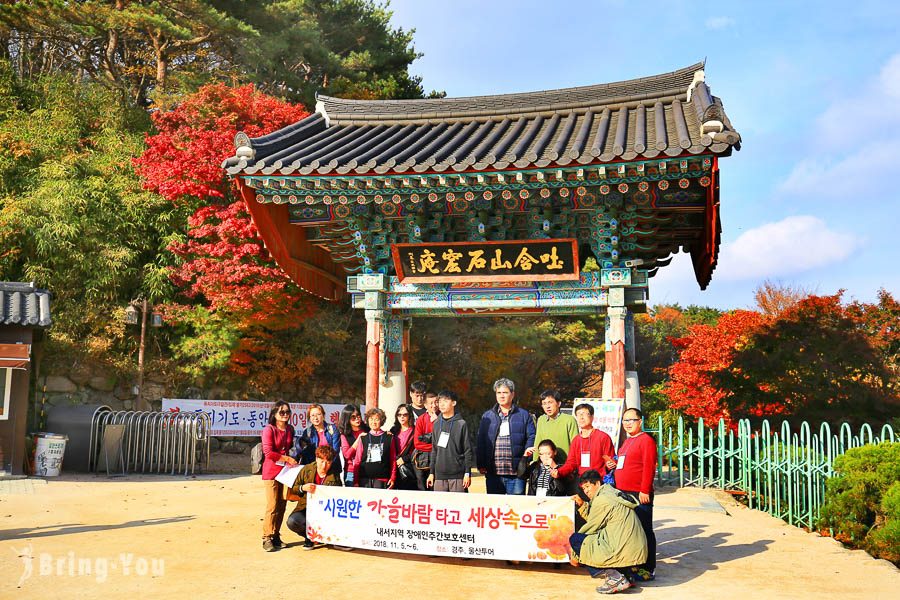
[223,62,740,422]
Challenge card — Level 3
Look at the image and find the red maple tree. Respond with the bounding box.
[664,293,900,427]
[663,310,773,425]
[136,83,308,203]
[848,289,900,385]
[718,293,900,424]
[134,84,319,386]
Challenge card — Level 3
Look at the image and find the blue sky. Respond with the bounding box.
[385,0,900,310]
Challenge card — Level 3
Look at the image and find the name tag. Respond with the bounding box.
[581,452,592,469]
[438,431,451,448]
[536,488,548,497]
[367,444,383,463]
[499,421,510,437]
[616,454,626,470]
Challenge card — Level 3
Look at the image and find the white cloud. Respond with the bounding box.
[705,16,735,30]
[778,139,900,198]
[779,53,900,192]
[810,59,900,151]
[716,216,861,281]
[879,53,900,99]
[648,217,863,309]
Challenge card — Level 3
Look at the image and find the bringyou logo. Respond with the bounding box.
[12,545,164,586]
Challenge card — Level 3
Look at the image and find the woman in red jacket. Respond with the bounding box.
[260,400,297,552]
[412,393,438,490]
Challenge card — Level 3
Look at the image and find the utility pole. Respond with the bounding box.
[136,298,148,411]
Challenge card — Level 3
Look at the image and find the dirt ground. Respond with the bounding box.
[2,453,898,600]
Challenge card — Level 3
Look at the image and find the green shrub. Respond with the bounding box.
[867,482,900,563]
[819,442,900,563]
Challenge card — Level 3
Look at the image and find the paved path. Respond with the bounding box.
[1,473,896,599]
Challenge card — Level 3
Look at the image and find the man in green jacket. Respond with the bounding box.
[525,389,578,465]
[568,470,648,594]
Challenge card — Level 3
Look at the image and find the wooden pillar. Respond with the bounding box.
[365,318,381,412]
[605,306,627,399]
[401,319,410,386]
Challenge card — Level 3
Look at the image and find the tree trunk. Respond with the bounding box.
[156,53,168,90]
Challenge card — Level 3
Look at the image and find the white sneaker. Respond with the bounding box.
[597,574,632,594]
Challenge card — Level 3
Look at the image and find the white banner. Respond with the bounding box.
[572,398,625,447]
[160,399,352,436]
[306,486,575,562]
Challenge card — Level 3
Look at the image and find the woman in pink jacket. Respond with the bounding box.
[260,400,297,552]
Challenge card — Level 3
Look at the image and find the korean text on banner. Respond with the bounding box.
[161,399,350,436]
[573,398,625,447]
[306,487,574,562]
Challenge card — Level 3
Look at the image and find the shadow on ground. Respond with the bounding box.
[640,518,773,588]
[0,516,196,540]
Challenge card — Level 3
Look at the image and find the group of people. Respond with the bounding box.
[258,377,657,594]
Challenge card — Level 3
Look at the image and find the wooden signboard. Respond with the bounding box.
[392,239,579,283]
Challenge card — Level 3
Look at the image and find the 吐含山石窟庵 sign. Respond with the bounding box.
[392,239,579,283]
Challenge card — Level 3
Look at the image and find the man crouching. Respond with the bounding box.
[568,470,648,594]
[286,445,340,549]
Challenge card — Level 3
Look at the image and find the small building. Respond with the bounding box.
[0,282,52,476]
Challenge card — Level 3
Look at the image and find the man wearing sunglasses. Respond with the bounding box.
[613,408,657,581]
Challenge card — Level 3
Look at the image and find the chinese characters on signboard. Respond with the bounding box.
[391,239,579,283]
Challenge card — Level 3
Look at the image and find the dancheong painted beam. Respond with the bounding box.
[348,271,649,318]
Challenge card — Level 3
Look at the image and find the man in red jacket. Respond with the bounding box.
[614,407,657,581]
[551,403,615,481]
[412,392,438,490]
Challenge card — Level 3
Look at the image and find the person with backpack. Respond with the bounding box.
[292,404,342,478]
[260,400,297,552]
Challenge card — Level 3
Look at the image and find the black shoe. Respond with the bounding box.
[272,534,285,549]
[302,539,315,550]
[263,537,277,552]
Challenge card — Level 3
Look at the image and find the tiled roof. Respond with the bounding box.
[0,282,52,327]
[224,62,740,177]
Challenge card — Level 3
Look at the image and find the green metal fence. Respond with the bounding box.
[647,416,897,529]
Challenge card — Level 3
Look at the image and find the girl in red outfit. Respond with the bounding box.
[260,400,297,552]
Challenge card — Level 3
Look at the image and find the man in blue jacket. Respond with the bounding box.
[476,378,536,495]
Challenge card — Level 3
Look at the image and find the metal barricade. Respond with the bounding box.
[89,410,211,476]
